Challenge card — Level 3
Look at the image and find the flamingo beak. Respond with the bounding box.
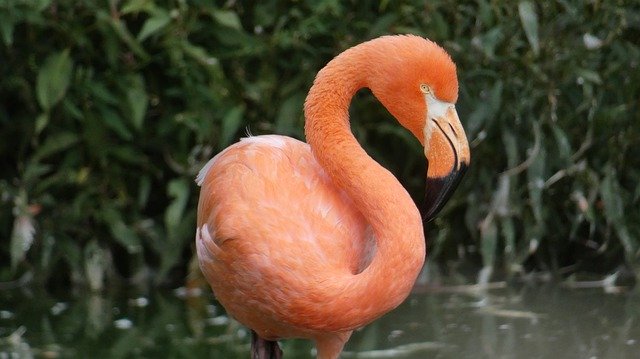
[422,107,470,222]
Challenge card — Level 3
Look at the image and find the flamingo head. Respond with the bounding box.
[365,35,470,222]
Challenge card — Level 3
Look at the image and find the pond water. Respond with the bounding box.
[1,283,639,358]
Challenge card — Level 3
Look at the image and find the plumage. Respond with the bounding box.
[196,35,470,359]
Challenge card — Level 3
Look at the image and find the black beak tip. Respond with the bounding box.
[422,178,448,223]
[422,162,468,223]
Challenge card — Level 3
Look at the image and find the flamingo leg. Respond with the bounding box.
[251,330,282,359]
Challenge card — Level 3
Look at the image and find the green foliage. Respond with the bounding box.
[448,0,640,280]
[0,1,639,288]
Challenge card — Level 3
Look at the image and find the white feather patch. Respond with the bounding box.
[196,151,225,186]
[426,94,453,120]
[239,135,287,149]
[423,94,454,149]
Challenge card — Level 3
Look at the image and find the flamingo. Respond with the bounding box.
[195,35,470,359]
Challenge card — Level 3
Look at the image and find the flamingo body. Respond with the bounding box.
[196,35,470,359]
[196,135,374,339]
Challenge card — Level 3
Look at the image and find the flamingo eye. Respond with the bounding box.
[420,84,431,94]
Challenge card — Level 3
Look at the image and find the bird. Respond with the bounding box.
[195,35,470,359]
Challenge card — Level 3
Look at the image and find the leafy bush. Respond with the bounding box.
[1,1,639,289]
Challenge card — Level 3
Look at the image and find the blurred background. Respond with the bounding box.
[1,1,639,358]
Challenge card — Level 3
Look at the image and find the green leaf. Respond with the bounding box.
[474,27,503,59]
[212,10,242,30]
[220,105,245,148]
[125,75,148,130]
[40,234,55,270]
[100,206,141,254]
[600,169,637,264]
[63,99,84,120]
[137,10,171,42]
[88,81,119,105]
[101,106,133,141]
[101,12,149,60]
[600,169,624,224]
[22,162,51,186]
[165,178,190,233]
[477,0,494,27]
[551,126,572,161]
[57,237,83,278]
[110,220,142,254]
[181,40,220,68]
[575,68,603,85]
[121,0,154,14]
[32,131,79,162]
[502,130,519,169]
[110,146,147,165]
[35,113,49,135]
[137,176,151,209]
[36,49,74,111]
[518,1,540,56]
[0,11,16,46]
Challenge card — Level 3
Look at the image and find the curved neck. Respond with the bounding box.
[304,45,426,330]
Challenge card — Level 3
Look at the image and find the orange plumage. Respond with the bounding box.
[196,35,470,359]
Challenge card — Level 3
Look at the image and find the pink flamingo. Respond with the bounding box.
[196,35,470,359]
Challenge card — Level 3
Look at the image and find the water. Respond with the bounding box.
[1,284,639,358]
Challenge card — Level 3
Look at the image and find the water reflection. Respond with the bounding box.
[1,285,639,358]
